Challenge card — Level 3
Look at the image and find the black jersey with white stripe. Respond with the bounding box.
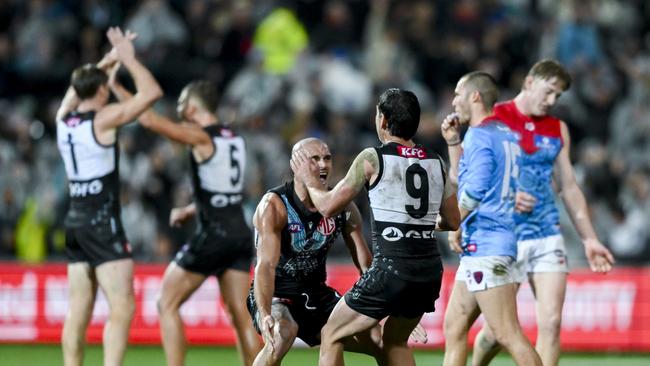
[265,181,347,294]
[57,111,121,222]
[367,142,446,282]
[190,125,248,229]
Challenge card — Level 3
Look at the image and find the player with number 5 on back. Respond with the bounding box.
[291,88,460,366]
[109,78,261,366]
[440,72,541,366]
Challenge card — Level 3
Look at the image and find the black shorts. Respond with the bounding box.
[247,283,341,346]
[174,228,253,277]
[345,259,443,320]
[65,216,132,267]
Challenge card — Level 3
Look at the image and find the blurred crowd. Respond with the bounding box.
[1,0,649,265]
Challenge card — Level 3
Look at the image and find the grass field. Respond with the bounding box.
[1,345,648,366]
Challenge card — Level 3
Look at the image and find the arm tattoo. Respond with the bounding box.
[347,148,378,189]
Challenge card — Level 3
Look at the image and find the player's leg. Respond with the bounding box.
[381,315,422,366]
[475,283,541,366]
[472,324,502,366]
[95,258,135,366]
[219,268,262,366]
[62,262,98,366]
[319,299,380,366]
[442,280,481,366]
[157,262,206,366]
[339,324,385,364]
[253,303,299,366]
[530,272,566,366]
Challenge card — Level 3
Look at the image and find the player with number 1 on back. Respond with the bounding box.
[109,79,262,366]
[56,27,162,366]
[291,88,460,366]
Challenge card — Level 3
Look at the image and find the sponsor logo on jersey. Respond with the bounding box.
[65,117,82,127]
[69,179,103,197]
[525,122,535,131]
[381,227,404,241]
[288,223,303,233]
[221,128,234,137]
[381,226,436,241]
[317,217,336,236]
[210,193,242,208]
[397,146,426,159]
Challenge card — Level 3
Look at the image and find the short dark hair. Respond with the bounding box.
[461,71,499,109]
[528,59,572,90]
[71,64,108,100]
[184,80,219,113]
[377,88,420,140]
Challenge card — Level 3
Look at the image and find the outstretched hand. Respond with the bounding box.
[290,149,320,187]
[584,238,615,273]
[107,27,136,62]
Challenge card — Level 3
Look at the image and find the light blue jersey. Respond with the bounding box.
[458,120,522,258]
[515,135,563,240]
[492,101,564,241]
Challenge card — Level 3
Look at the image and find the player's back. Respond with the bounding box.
[458,120,521,257]
[367,142,447,282]
[56,110,120,224]
[493,101,563,240]
[190,125,249,231]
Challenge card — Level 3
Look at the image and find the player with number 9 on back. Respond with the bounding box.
[291,88,460,366]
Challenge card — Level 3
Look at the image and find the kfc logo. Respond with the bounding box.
[397,146,425,158]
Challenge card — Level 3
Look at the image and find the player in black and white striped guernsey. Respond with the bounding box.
[109,79,261,366]
[56,28,162,366]
[291,89,460,365]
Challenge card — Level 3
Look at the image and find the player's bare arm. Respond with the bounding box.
[291,147,378,217]
[341,203,371,275]
[169,203,197,227]
[56,52,119,121]
[553,121,614,273]
[252,193,287,353]
[441,113,463,187]
[94,27,163,142]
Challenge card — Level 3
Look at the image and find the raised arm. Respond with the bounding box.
[441,113,463,187]
[341,203,372,275]
[56,52,119,121]
[95,27,162,134]
[553,121,614,273]
[291,148,378,217]
[252,193,287,350]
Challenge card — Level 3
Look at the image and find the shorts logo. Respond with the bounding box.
[381,227,404,242]
[465,243,477,252]
[288,223,303,233]
[473,271,484,284]
[124,242,132,254]
[525,122,535,131]
[317,217,336,236]
[210,193,242,208]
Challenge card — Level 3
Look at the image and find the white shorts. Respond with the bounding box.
[514,234,569,283]
[455,256,517,292]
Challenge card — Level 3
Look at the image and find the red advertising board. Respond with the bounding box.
[1,262,649,351]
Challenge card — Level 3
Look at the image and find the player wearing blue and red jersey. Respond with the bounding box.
[442,71,541,366]
[445,60,615,366]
